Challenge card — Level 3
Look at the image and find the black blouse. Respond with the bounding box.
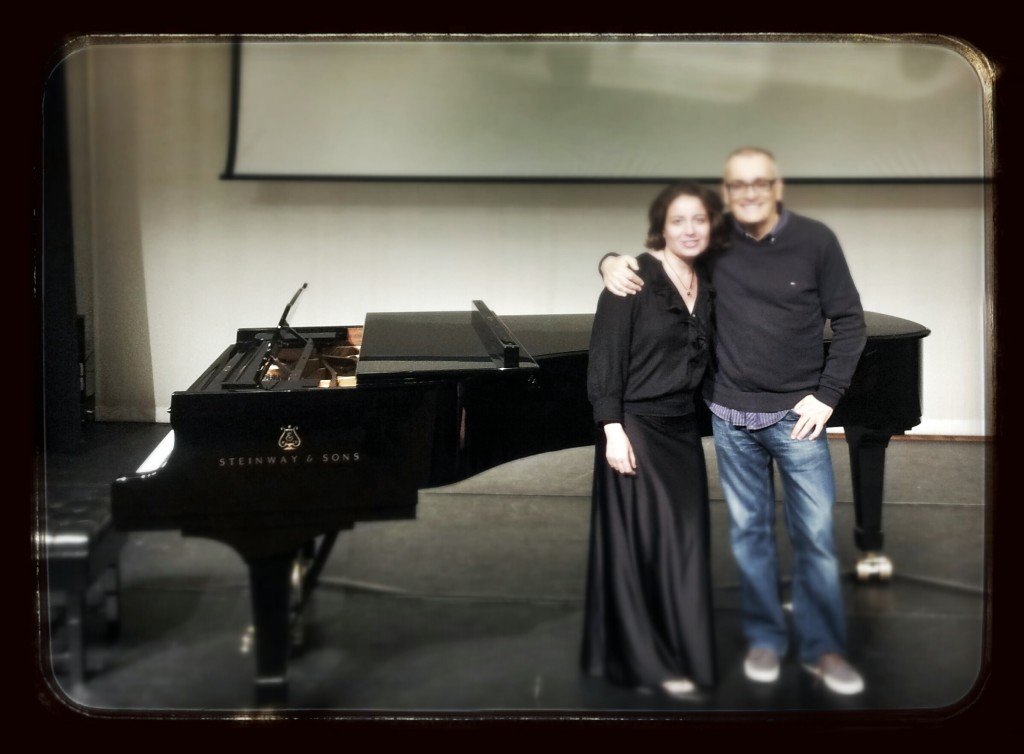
[587,252,714,424]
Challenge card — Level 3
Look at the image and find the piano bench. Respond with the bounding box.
[43,498,126,689]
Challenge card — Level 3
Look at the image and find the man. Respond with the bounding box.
[599,147,867,695]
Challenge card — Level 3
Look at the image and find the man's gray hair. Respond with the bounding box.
[724,147,780,175]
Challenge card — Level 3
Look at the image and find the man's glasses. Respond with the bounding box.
[724,179,777,194]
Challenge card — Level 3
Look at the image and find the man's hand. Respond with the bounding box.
[790,395,834,440]
[603,423,637,475]
[600,255,643,297]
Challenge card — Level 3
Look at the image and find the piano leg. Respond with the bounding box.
[844,426,895,582]
[206,525,349,706]
[245,551,296,706]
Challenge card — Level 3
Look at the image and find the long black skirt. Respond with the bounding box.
[580,412,716,689]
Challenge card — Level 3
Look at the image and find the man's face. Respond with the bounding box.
[722,153,783,229]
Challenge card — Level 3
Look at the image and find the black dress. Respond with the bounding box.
[581,252,717,690]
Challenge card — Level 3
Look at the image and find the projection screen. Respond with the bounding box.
[226,39,986,181]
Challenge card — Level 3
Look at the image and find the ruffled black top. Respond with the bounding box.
[588,252,714,424]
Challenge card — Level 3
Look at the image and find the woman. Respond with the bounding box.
[581,183,726,698]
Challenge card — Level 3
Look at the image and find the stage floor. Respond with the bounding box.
[36,422,988,719]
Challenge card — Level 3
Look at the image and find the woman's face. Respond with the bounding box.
[662,194,711,262]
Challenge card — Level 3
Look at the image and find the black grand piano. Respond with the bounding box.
[111,294,928,705]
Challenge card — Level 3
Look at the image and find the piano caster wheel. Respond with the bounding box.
[855,553,893,582]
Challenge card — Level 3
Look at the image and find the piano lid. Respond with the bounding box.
[500,314,594,358]
[825,312,930,342]
[357,301,540,379]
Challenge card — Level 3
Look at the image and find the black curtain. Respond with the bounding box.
[42,62,82,452]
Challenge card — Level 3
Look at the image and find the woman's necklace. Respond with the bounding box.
[659,252,696,299]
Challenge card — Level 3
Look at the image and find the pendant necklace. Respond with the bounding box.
[661,253,696,298]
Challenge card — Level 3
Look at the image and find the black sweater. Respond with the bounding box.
[588,253,713,424]
[703,211,866,411]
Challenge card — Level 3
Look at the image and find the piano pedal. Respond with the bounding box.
[240,625,255,654]
[855,553,894,582]
[291,557,310,594]
[287,555,312,655]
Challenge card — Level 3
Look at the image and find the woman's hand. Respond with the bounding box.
[600,255,643,297]
[603,422,637,475]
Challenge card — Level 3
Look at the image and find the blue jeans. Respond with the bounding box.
[712,412,846,663]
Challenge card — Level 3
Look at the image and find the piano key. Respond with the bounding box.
[135,430,175,474]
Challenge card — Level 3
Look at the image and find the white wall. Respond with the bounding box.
[64,42,990,436]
